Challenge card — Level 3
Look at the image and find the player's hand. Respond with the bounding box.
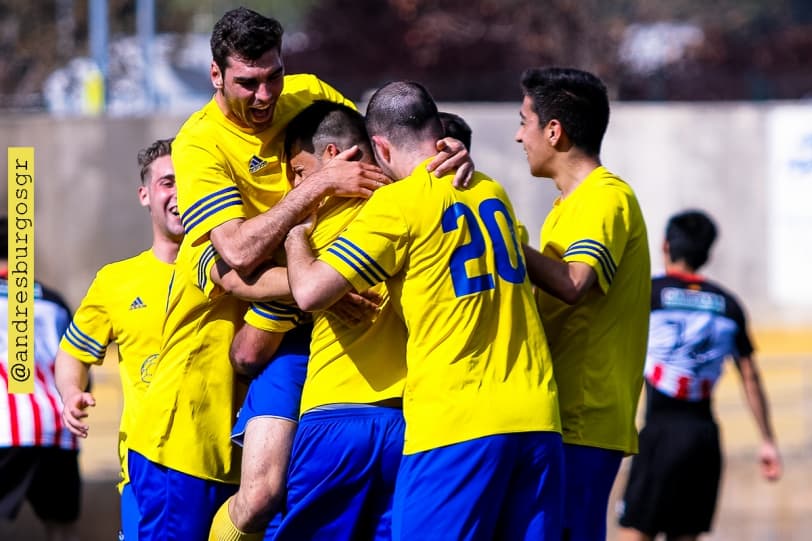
[310,146,391,199]
[426,137,474,188]
[328,290,382,327]
[297,211,318,236]
[759,440,782,481]
[62,391,96,438]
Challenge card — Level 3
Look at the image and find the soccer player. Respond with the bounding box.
[617,210,782,541]
[55,138,182,541]
[0,216,79,541]
[516,66,651,541]
[247,101,407,541]
[285,81,563,541]
[126,8,472,541]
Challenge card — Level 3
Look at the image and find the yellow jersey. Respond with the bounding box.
[537,165,650,454]
[59,249,173,491]
[127,239,247,483]
[247,197,407,414]
[320,161,561,455]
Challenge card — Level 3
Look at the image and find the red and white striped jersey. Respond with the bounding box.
[1,272,78,450]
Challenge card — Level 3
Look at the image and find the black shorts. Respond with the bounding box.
[0,446,81,523]
[618,413,721,537]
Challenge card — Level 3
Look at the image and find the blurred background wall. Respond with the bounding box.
[2,102,811,329]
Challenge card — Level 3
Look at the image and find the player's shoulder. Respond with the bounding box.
[175,99,219,141]
[95,250,157,280]
[282,73,338,99]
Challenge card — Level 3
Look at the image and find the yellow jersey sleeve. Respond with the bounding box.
[244,300,304,333]
[543,167,631,294]
[318,188,408,293]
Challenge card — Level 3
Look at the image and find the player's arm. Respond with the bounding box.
[230,323,287,379]
[734,354,782,481]
[210,147,390,277]
[522,244,597,304]
[284,222,353,312]
[211,258,293,303]
[54,349,95,438]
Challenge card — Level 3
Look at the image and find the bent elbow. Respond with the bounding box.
[229,345,263,378]
[218,247,260,278]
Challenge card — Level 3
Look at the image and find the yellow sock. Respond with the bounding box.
[208,497,264,541]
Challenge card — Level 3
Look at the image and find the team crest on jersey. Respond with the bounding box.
[249,155,269,173]
[129,296,147,310]
[140,354,159,383]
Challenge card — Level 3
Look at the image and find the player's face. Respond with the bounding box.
[515,95,550,178]
[287,145,323,187]
[141,155,184,241]
[212,48,285,131]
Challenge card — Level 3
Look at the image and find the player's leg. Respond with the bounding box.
[26,447,81,541]
[119,481,140,541]
[275,406,404,541]
[391,434,520,541]
[497,431,564,540]
[128,448,236,541]
[365,408,405,541]
[561,442,624,541]
[0,447,40,522]
[617,423,665,541]
[211,325,310,541]
[222,417,296,536]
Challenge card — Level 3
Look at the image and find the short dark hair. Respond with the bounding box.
[211,7,284,74]
[284,101,371,162]
[365,81,443,148]
[665,210,718,270]
[439,111,472,151]
[520,67,610,156]
[137,138,173,185]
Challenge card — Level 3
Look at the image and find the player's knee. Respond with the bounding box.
[237,478,285,524]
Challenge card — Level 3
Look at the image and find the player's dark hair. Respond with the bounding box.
[284,101,371,161]
[439,111,472,151]
[365,81,443,148]
[137,138,173,185]
[665,210,718,270]
[211,7,284,75]
[520,67,609,156]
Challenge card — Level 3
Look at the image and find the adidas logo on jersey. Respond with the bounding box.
[249,155,269,174]
[129,297,147,310]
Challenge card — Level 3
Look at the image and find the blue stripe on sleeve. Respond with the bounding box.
[564,239,616,285]
[63,322,105,359]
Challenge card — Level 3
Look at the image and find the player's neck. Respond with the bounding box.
[152,236,181,264]
[665,260,699,276]
[555,154,601,199]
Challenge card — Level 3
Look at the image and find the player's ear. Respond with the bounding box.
[371,135,391,166]
[211,60,224,91]
[324,143,339,159]
[137,184,149,208]
[545,119,563,146]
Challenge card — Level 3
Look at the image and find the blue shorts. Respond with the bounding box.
[392,431,564,541]
[127,449,237,541]
[119,482,139,541]
[231,323,312,446]
[275,406,405,541]
[562,443,624,541]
